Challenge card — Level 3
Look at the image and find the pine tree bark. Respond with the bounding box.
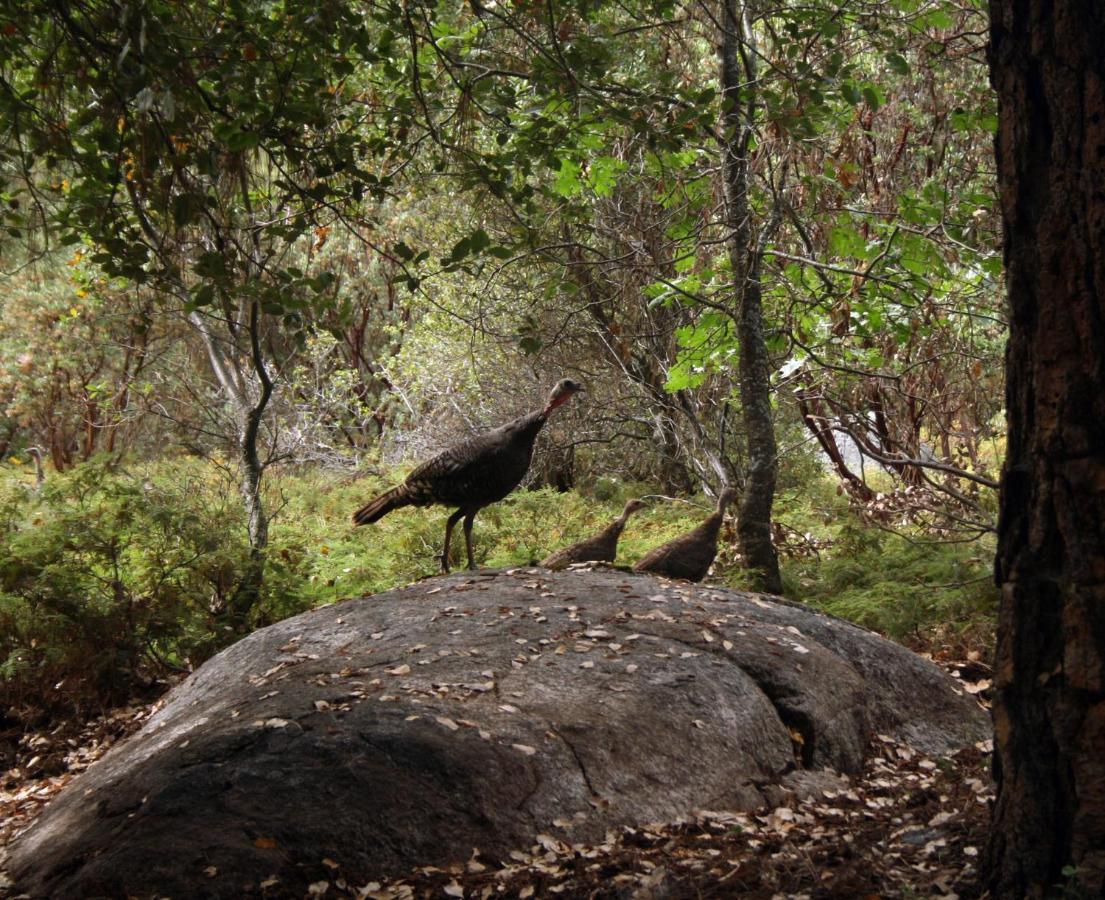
[986,1,1105,895]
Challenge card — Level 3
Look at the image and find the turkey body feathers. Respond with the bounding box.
[632,515,724,582]
[352,378,582,573]
[353,413,546,525]
[633,489,735,582]
[540,499,645,569]
[401,412,546,508]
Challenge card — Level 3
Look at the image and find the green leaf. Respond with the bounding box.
[447,235,472,262]
[886,53,909,75]
[553,158,582,198]
[172,192,203,228]
[829,224,866,257]
[195,251,228,279]
[185,283,215,313]
[469,228,491,253]
[920,8,954,28]
[587,156,626,197]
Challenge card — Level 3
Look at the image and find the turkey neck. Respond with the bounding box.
[692,506,727,543]
[604,512,631,539]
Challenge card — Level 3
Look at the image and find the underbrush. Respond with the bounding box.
[772,480,998,652]
[0,456,997,716]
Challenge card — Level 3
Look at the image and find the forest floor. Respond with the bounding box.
[0,654,993,900]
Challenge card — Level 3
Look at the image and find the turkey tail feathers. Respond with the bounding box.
[352,486,409,525]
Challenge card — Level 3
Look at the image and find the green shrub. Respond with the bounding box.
[0,458,283,712]
[0,456,998,713]
[783,513,998,646]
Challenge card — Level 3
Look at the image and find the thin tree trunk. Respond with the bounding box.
[226,298,274,629]
[795,385,874,502]
[986,0,1105,895]
[718,0,782,594]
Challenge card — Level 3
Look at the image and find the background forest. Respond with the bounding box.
[0,0,1002,715]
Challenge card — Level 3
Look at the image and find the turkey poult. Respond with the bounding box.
[540,498,646,570]
[632,487,736,582]
[353,379,584,572]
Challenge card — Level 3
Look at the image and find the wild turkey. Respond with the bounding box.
[540,498,646,570]
[632,487,736,582]
[353,378,583,572]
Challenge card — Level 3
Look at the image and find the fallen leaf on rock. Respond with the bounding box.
[263,718,291,729]
[387,665,411,676]
[512,744,537,756]
[435,716,460,731]
[204,865,218,877]
[536,833,563,852]
[443,880,464,897]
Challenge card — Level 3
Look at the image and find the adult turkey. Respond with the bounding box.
[353,379,583,572]
[540,498,646,570]
[632,488,736,582]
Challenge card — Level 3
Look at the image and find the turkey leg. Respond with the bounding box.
[441,508,465,573]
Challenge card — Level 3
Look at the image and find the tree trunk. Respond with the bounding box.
[986,1,1105,895]
[795,384,875,502]
[227,300,274,630]
[718,0,782,595]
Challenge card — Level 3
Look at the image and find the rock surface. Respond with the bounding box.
[5,569,988,898]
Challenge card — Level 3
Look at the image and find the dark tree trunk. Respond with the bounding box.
[986,1,1105,895]
[719,0,782,595]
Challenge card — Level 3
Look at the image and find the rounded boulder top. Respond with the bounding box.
[7,568,988,899]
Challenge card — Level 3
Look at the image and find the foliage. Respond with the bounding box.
[0,0,1008,718]
[1,456,996,712]
[774,482,997,646]
[0,255,174,468]
[0,458,308,713]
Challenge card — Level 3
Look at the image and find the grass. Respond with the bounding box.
[0,454,998,712]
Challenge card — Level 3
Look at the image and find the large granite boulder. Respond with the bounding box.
[5,569,987,897]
